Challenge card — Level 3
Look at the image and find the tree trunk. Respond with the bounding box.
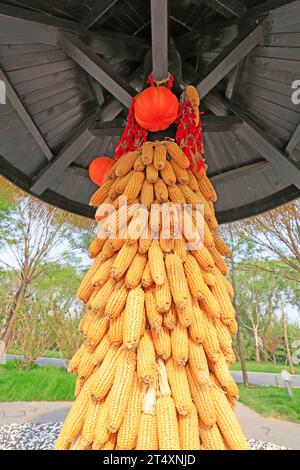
[283,310,295,374]
[254,328,260,363]
[0,282,27,362]
[230,250,248,386]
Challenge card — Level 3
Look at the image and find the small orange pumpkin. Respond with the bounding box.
[134,86,179,132]
[89,157,114,186]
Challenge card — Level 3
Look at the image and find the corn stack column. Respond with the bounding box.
[55,86,248,451]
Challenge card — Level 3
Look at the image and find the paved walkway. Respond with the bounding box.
[0,401,299,449]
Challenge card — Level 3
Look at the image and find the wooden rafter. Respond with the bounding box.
[204,93,300,190]
[204,0,246,18]
[30,110,98,195]
[0,66,53,162]
[286,123,300,156]
[57,32,136,108]
[150,0,169,81]
[190,18,266,98]
[82,0,118,30]
[225,60,245,101]
[90,115,243,137]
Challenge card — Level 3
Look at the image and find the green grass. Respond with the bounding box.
[238,385,300,424]
[0,362,75,402]
[230,360,300,375]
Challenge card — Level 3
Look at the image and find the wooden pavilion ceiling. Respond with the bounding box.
[0,0,299,222]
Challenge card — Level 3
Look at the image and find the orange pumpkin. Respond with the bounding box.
[89,157,114,186]
[134,86,179,132]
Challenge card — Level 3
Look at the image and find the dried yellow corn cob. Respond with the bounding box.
[77,255,103,302]
[126,207,149,244]
[184,254,207,300]
[166,357,193,415]
[78,347,95,379]
[108,349,136,432]
[227,318,238,335]
[188,339,209,385]
[111,241,138,280]
[93,400,110,449]
[114,171,134,196]
[74,377,84,398]
[174,238,188,263]
[90,343,123,401]
[68,342,86,373]
[211,273,235,325]
[134,154,145,172]
[109,310,124,344]
[200,283,221,320]
[88,236,106,259]
[123,171,145,203]
[186,85,200,107]
[93,335,110,365]
[199,423,225,450]
[90,179,111,207]
[195,189,215,220]
[202,270,215,286]
[212,379,248,450]
[79,310,93,336]
[168,184,186,205]
[175,293,194,327]
[156,395,180,450]
[154,178,168,203]
[163,305,177,330]
[170,322,189,367]
[202,315,221,363]
[153,143,167,170]
[137,329,156,384]
[142,142,154,165]
[214,267,234,298]
[145,287,162,331]
[139,229,152,255]
[211,231,232,258]
[165,253,190,310]
[155,274,172,314]
[170,160,189,184]
[117,374,144,449]
[148,240,165,285]
[210,246,229,275]
[108,177,121,199]
[89,277,117,313]
[81,399,101,448]
[214,319,232,355]
[136,385,158,450]
[105,279,128,319]
[191,245,214,270]
[151,326,171,360]
[159,232,174,254]
[142,262,153,288]
[160,160,176,186]
[187,169,199,191]
[91,256,115,287]
[146,163,159,183]
[178,404,201,450]
[178,184,198,207]
[125,252,147,289]
[123,287,145,351]
[189,301,206,344]
[141,180,154,206]
[115,151,138,177]
[102,432,116,450]
[86,316,109,347]
[186,366,216,427]
[197,173,217,202]
[166,141,190,169]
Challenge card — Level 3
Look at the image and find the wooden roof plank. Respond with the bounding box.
[57,32,135,108]
[204,0,246,19]
[82,0,119,29]
[150,0,169,81]
[192,17,266,98]
[0,66,53,162]
[30,110,98,195]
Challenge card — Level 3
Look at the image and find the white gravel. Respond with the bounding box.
[0,423,290,450]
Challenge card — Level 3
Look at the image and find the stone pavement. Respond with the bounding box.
[0,401,300,449]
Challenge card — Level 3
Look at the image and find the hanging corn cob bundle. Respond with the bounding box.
[55,82,248,451]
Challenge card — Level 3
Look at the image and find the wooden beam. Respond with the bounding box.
[0,67,53,162]
[247,0,298,18]
[286,123,300,156]
[204,93,300,190]
[225,60,245,101]
[30,111,98,195]
[211,161,269,184]
[82,0,118,29]
[192,18,266,98]
[90,115,243,137]
[57,32,136,108]
[205,0,246,18]
[150,0,169,81]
